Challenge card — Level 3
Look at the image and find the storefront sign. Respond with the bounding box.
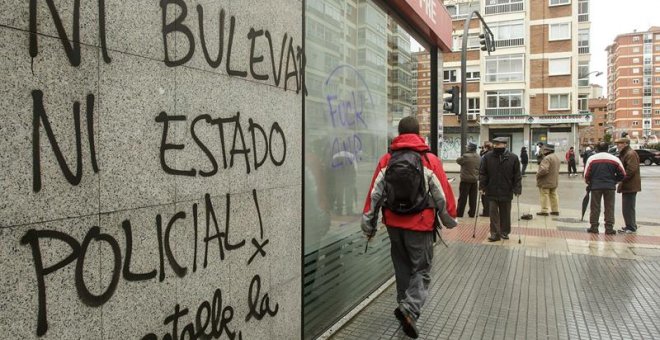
[392,0,453,51]
[481,114,593,125]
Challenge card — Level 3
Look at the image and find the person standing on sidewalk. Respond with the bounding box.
[456,142,480,218]
[584,142,626,235]
[536,144,561,216]
[566,146,577,177]
[520,146,529,177]
[479,137,522,242]
[615,137,641,233]
[479,141,492,217]
[360,116,457,339]
[535,142,544,164]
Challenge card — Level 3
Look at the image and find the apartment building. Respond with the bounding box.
[606,26,660,145]
[579,97,608,146]
[442,0,592,159]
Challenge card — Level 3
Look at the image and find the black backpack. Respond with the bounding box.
[383,149,430,214]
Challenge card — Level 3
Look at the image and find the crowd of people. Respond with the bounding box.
[359,117,641,338]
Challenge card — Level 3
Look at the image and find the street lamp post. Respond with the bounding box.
[459,11,494,155]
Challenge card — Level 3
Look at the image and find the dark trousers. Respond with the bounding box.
[521,163,528,176]
[481,194,490,216]
[568,160,577,175]
[589,189,615,232]
[457,181,478,217]
[387,227,433,320]
[488,198,512,235]
[622,192,637,231]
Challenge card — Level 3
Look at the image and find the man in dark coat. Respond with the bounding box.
[520,146,529,177]
[615,137,641,233]
[479,137,522,241]
[456,142,480,217]
[584,142,626,235]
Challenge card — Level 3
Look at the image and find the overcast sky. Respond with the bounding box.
[590,0,660,94]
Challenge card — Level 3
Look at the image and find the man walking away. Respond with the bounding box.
[456,142,480,218]
[520,146,529,177]
[479,141,493,217]
[584,142,626,235]
[479,137,522,242]
[361,116,457,338]
[615,137,641,233]
[581,146,594,167]
[566,146,577,176]
[536,144,561,216]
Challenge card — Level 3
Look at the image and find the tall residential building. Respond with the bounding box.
[442,0,592,159]
[606,26,660,143]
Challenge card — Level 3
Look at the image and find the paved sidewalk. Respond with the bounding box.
[329,204,660,340]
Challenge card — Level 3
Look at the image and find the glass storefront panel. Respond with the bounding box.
[303,1,429,338]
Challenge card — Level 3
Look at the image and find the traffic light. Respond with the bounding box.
[443,86,460,115]
[479,32,494,54]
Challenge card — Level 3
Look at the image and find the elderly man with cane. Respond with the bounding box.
[479,137,522,241]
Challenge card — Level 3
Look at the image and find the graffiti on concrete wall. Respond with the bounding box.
[440,135,479,160]
[17,0,300,337]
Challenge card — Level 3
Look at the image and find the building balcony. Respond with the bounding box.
[494,38,525,48]
[578,14,589,22]
[485,2,524,15]
[485,108,524,116]
[578,46,590,54]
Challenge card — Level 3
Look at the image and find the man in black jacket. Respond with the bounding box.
[583,142,625,235]
[479,141,492,217]
[479,137,522,241]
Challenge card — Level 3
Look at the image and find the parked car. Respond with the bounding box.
[635,149,660,166]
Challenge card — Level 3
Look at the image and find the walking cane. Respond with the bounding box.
[517,195,521,244]
[472,193,481,238]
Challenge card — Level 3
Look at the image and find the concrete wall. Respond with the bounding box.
[0,0,303,338]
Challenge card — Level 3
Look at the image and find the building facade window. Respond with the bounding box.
[578,29,589,53]
[632,121,639,126]
[549,23,571,41]
[466,68,481,81]
[549,94,570,110]
[468,97,480,114]
[578,60,590,86]
[633,58,640,63]
[633,36,640,42]
[443,69,457,82]
[485,90,523,115]
[633,79,640,84]
[490,20,525,48]
[633,99,640,105]
[485,54,525,82]
[446,1,480,19]
[633,88,640,94]
[550,0,571,5]
[549,58,571,75]
[633,110,640,115]
[633,47,640,52]
[452,33,480,51]
[633,68,640,74]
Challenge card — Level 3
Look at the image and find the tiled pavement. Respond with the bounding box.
[329,205,660,340]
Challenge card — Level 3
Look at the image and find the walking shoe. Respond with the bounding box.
[605,230,616,235]
[586,228,599,234]
[550,212,559,216]
[617,228,636,234]
[501,233,509,240]
[487,234,501,242]
[536,212,549,216]
[394,307,419,339]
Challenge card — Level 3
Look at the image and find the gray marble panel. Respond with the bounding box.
[265,186,302,287]
[0,216,102,339]
[0,27,99,228]
[0,0,99,48]
[270,278,302,339]
[98,204,179,339]
[105,0,175,61]
[98,51,176,213]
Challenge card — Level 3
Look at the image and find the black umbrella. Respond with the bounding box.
[580,186,590,221]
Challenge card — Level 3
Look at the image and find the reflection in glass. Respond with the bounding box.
[303,1,428,338]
